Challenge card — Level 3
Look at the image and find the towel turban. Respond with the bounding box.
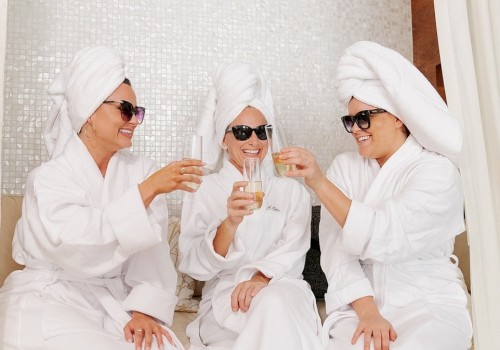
[44,46,125,158]
[335,41,461,165]
[197,62,275,172]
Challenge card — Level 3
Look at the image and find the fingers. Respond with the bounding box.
[180,158,204,167]
[364,331,373,350]
[232,283,252,312]
[352,327,395,350]
[161,327,174,345]
[278,147,317,175]
[227,182,254,215]
[231,284,242,311]
[389,327,397,341]
[351,326,362,345]
[231,280,268,313]
[382,329,390,350]
[134,328,144,350]
[124,325,133,343]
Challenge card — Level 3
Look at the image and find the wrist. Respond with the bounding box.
[252,271,271,283]
[306,173,328,191]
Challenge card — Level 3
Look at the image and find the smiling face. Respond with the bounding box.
[223,106,269,173]
[348,98,408,166]
[86,83,139,155]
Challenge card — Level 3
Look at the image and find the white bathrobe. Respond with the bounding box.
[321,136,472,350]
[179,159,323,350]
[0,134,183,350]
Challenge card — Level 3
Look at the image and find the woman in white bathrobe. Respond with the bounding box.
[178,63,323,350]
[281,41,473,350]
[0,47,202,350]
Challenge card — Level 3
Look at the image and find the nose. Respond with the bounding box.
[128,114,139,126]
[351,120,361,133]
[247,130,261,143]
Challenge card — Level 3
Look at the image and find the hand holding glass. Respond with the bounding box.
[183,134,202,190]
[265,123,296,176]
[243,158,264,210]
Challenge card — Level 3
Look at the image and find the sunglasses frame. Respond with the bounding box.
[103,100,146,124]
[341,108,387,133]
[225,124,269,141]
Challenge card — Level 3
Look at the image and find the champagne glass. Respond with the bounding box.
[243,158,264,210]
[183,134,202,190]
[265,123,296,176]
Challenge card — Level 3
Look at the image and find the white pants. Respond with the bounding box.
[195,279,323,350]
[0,291,183,350]
[326,302,472,350]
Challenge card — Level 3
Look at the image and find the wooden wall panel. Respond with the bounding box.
[411,0,446,101]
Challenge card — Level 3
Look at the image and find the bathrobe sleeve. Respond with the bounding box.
[21,157,178,324]
[320,157,375,313]
[21,158,164,278]
[178,176,247,281]
[320,152,465,312]
[122,187,178,326]
[340,156,464,263]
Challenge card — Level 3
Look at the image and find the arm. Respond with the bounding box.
[27,168,161,278]
[213,181,255,257]
[178,178,248,281]
[279,146,351,227]
[340,158,464,263]
[138,158,203,208]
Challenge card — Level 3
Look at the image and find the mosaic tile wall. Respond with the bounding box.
[2,0,412,216]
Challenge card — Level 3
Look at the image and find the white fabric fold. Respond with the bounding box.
[44,46,125,158]
[197,62,275,172]
[335,40,461,165]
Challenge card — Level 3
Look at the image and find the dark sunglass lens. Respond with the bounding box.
[135,107,145,124]
[233,126,252,141]
[341,116,354,133]
[256,125,268,140]
[357,111,370,130]
[119,101,134,121]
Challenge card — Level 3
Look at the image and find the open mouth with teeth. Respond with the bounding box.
[357,135,370,142]
[243,149,260,156]
[119,128,133,136]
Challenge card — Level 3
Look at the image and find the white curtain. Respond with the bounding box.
[434,0,500,348]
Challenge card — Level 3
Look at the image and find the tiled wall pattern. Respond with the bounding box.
[2,0,412,216]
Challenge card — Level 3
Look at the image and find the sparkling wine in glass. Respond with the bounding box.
[265,123,296,176]
[183,134,202,190]
[243,158,264,210]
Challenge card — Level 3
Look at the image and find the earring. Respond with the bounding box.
[221,143,228,151]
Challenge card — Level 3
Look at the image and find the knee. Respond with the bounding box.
[250,281,305,314]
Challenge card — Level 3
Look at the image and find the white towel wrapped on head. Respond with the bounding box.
[335,40,461,165]
[198,62,275,172]
[44,46,125,158]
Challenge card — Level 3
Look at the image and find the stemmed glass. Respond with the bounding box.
[243,158,264,210]
[265,122,296,176]
[183,134,202,190]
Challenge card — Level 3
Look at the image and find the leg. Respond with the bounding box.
[231,279,323,350]
[0,292,182,350]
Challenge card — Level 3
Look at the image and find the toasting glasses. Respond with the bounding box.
[265,123,296,176]
[243,158,264,210]
[182,134,203,190]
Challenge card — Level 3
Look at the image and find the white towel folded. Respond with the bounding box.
[44,46,125,158]
[336,41,461,165]
[197,63,275,172]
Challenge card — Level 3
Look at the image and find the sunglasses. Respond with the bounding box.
[341,108,387,133]
[225,124,268,141]
[103,100,146,124]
